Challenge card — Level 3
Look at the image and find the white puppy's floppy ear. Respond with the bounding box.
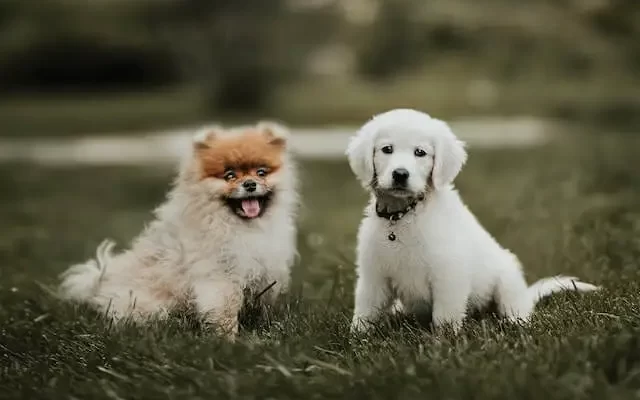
[346,125,375,187]
[431,120,467,190]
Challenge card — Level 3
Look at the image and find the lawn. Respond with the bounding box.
[1,131,640,399]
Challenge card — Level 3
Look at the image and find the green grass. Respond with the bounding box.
[2,132,640,399]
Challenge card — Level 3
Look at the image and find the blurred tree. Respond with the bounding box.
[0,0,180,93]
[355,0,423,80]
[585,0,640,72]
[0,0,340,111]
[161,0,341,113]
[163,0,285,112]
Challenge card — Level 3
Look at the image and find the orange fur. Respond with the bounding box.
[196,128,284,195]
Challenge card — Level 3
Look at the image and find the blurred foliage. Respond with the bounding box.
[585,0,640,69]
[355,0,424,80]
[156,0,341,112]
[0,0,180,92]
[0,0,638,117]
[355,0,640,81]
[0,0,340,112]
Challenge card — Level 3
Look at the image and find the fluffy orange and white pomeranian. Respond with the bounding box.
[59,122,298,337]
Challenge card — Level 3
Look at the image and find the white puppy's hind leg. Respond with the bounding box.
[351,272,392,333]
[431,277,469,333]
[495,266,535,322]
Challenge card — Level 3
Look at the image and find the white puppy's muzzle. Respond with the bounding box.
[376,153,426,198]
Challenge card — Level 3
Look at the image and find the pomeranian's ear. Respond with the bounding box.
[257,121,290,147]
[431,119,467,190]
[346,123,375,188]
[192,125,223,150]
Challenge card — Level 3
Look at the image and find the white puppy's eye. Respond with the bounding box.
[414,148,427,157]
[381,145,394,154]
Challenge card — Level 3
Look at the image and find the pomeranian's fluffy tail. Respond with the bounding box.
[528,275,599,304]
[58,239,115,301]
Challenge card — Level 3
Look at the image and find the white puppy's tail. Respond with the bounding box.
[59,239,115,301]
[528,275,599,304]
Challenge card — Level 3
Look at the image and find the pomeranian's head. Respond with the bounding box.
[179,122,296,221]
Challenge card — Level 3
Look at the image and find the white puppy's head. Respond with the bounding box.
[346,109,467,198]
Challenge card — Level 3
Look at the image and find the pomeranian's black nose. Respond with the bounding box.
[392,168,410,185]
[243,180,257,192]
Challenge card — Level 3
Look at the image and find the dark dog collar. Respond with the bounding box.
[375,192,426,241]
[375,192,426,221]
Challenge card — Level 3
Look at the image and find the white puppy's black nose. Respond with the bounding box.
[243,180,257,192]
[392,168,410,185]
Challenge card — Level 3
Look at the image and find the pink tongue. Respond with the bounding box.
[241,199,261,218]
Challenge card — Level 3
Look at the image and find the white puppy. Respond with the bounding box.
[59,122,298,338]
[347,109,599,333]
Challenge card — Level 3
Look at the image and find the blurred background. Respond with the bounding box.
[0,0,638,137]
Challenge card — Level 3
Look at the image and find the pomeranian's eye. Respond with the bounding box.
[256,167,269,177]
[414,148,427,157]
[381,145,393,154]
[223,169,236,181]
